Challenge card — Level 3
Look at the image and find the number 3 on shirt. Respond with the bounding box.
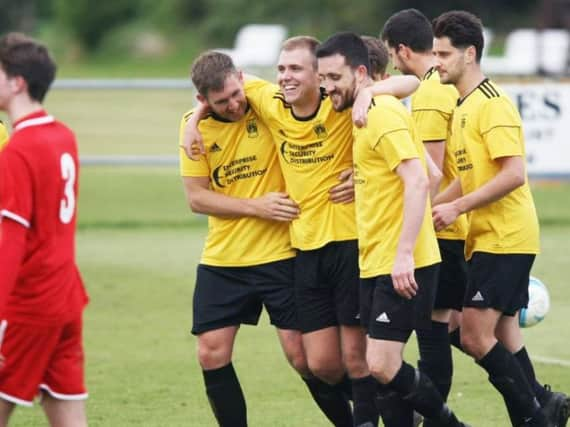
[59,153,76,224]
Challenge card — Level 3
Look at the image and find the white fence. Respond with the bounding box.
[61,79,570,177]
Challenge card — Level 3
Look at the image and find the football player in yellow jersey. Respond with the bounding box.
[184,37,421,427]
[181,51,358,427]
[317,32,469,427]
[0,121,8,149]
[433,11,568,427]
[381,10,468,421]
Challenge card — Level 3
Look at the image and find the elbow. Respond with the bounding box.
[416,174,430,197]
[508,169,526,190]
[188,197,204,214]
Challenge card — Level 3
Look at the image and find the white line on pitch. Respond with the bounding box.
[532,355,570,367]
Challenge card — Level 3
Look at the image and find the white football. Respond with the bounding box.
[519,276,550,328]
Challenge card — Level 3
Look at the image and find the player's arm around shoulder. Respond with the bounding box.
[182,176,300,222]
[352,76,420,128]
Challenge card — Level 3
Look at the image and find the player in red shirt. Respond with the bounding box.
[0,33,88,426]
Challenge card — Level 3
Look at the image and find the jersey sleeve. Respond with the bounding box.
[0,148,33,228]
[480,97,524,159]
[244,78,279,121]
[413,109,450,142]
[377,129,420,171]
[178,111,210,177]
[370,106,418,171]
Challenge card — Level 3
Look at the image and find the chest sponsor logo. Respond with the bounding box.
[211,155,266,188]
[279,140,334,165]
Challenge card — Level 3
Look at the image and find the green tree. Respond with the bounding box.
[53,0,138,51]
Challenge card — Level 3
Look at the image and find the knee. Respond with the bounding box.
[367,353,400,384]
[284,347,310,377]
[342,347,368,377]
[460,331,489,360]
[307,356,345,385]
[197,340,232,370]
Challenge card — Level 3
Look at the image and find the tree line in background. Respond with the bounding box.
[0,0,544,54]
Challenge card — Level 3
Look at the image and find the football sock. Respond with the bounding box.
[376,383,414,427]
[478,342,546,426]
[336,373,354,401]
[302,376,353,427]
[514,347,547,401]
[351,375,379,427]
[202,363,247,427]
[449,327,463,352]
[387,361,460,426]
[417,321,453,401]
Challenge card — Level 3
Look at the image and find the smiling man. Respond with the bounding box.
[184,37,420,427]
[179,50,366,427]
[316,32,468,427]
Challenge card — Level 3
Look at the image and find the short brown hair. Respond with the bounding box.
[0,32,56,102]
[361,36,389,78]
[281,36,320,69]
[191,51,238,97]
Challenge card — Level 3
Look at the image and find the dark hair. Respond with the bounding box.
[432,10,485,62]
[0,32,56,102]
[361,36,389,77]
[191,51,238,97]
[316,32,370,71]
[381,9,433,53]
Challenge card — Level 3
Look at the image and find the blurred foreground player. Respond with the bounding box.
[0,33,89,426]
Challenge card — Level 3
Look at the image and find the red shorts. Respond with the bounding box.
[0,315,87,406]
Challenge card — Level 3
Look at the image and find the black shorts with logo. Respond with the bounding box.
[295,240,361,333]
[191,258,297,335]
[434,239,468,311]
[360,264,440,343]
[464,252,535,316]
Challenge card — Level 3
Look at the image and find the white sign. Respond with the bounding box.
[503,83,568,177]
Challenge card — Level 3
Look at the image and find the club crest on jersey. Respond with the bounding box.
[313,123,327,139]
[246,119,259,138]
[209,142,222,153]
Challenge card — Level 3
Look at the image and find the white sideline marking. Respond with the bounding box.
[532,355,570,367]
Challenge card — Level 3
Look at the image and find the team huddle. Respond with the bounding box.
[180,9,570,427]
[0,7,567,427]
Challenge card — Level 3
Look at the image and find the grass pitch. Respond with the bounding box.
[4,88,570,425]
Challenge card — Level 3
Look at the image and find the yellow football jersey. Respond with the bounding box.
[0,121,8,149]
[450,79,540,260]
[353,95,441,278]
[412,68,468,240]
[244,78,357,250]
[179,107,295,267]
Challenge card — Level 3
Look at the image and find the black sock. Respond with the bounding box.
[203,363,247,427]
[478,342,545,426]
[302,376,353,427]
[352,376,379,427]
[336,373,353,401]
[449,327,463,352]
[417,321,453,401]
[376,383,413,427]
[514,347,546,402]
[387,361,459,425]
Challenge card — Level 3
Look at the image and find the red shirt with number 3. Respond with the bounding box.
[0,110,88,326]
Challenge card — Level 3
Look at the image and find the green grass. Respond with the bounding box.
[4,165,570,426]
[7,225,570,427]
[3,86,570,425]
